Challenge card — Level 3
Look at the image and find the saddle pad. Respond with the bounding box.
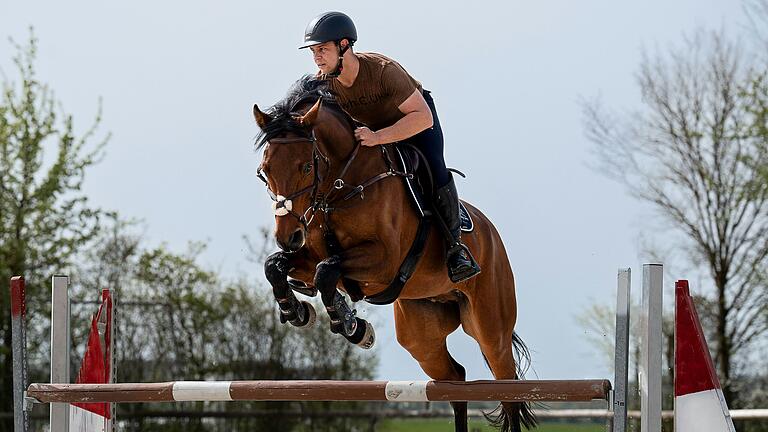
[459,202,474,233]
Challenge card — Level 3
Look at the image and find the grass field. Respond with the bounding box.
[377,419,606,432]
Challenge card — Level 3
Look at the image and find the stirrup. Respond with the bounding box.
[447,243,481,283]
[447,242,470,257]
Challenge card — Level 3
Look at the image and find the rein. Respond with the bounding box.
[315,143,412,213]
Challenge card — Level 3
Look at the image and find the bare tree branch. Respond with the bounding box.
[582,29,768,402]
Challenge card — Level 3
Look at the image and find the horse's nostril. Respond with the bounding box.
[289,229,305,249]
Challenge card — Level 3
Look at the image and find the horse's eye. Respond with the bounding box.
[301,162,313,175]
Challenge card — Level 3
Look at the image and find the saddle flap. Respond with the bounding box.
[394,146,430,218]
[394,145,473,232]
[398,145,420,173]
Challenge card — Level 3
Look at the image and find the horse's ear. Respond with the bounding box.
[294,99,322,127]
[253,104,272,129]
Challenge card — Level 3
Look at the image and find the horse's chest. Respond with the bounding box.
[332,225,378,248]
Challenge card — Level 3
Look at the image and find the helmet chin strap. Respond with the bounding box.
[326,40,350,78]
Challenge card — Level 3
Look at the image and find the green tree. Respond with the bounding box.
[0,33,107,428]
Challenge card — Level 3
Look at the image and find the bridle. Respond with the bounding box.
[257,118,412,232]
[256,134,327,230]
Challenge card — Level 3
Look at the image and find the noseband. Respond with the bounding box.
[256,134,329,230]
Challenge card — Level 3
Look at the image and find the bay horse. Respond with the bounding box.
[253,77,536,432]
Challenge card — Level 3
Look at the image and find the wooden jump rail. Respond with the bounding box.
[27,379,611,404]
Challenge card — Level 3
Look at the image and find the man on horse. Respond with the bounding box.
[300,11,481,283]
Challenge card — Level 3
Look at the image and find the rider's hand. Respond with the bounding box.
[355,127,381,147]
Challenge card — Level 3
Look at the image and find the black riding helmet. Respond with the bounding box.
[299,11,357,49]
[299,12,356,78]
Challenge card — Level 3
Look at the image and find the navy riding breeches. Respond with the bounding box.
[402,90,451,188]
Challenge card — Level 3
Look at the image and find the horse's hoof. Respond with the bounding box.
[290,301,316,328]
[345,318,375,349]
[356,321,375,349]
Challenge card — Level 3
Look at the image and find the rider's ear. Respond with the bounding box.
[294,99,321,127]
[253,104,273,129]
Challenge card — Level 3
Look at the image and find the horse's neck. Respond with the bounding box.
[330,143,388,186]
[319,114,388,186]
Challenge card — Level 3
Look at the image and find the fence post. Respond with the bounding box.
[11,277,29,432]
[612,268,630,432]
[640,264,662,432]
[50,275,70,432]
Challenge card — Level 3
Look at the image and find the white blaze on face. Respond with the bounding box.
[272,195,293,216]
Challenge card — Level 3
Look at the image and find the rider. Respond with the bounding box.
[299,11,481,283]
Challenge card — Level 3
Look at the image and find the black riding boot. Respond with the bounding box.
[434,177,481,283]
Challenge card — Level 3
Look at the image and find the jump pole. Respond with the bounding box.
[27,379,612,404]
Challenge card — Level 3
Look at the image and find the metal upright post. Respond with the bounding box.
[50,275,70,432]
[11,277,29,432]
[612,268,630,432]
[640,264,662,432]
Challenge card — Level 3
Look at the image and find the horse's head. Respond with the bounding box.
[254,77,357,253]
[254,102,318,252]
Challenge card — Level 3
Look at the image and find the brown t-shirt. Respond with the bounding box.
[328,52,423,130]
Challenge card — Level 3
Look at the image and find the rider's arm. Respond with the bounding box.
[372,89,433,144]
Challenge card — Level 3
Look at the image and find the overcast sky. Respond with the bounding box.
[0,0,744,382]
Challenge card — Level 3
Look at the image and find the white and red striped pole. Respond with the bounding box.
[28,379,612,404]
[674,280,735,432]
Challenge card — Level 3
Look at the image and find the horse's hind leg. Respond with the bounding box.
[314,255,375,348]
[394,299,468,432]
[460,281,537,432]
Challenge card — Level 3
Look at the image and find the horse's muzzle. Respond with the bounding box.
[277,228,305,253]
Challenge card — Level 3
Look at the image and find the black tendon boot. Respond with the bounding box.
[434,177,481,282]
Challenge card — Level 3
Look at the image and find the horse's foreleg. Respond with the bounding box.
[264,251,316,328]
[315,255,375,349]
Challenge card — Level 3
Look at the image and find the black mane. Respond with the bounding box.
[255,75,339,149]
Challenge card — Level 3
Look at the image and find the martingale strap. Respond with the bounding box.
[322,221,366,302]
[340,170,410,201]
[364,216,432,305]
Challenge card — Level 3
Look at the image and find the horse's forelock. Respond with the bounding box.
[255,75,356,152]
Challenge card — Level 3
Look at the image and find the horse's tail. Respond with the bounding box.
[483,332,538,432]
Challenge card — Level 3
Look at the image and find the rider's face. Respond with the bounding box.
[309,41,341,74]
